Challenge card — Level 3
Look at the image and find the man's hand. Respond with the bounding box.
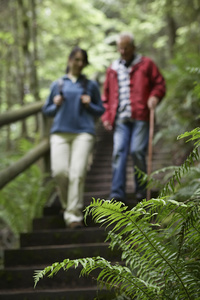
[53,95,64,106]
[81,94,91,107]
[103,120,113,131]
[147,96,159,110]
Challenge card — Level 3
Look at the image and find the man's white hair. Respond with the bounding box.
[117,32,135,46]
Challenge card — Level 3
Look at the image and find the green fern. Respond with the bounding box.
[34,197,200,299]
[0,165,55,236]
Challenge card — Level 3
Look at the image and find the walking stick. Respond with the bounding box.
[146,108,155,201]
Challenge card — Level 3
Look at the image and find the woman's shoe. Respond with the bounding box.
[68,221,83,229]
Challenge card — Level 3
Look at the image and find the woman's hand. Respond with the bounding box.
[81,94,91,107]
[53,95,63,106]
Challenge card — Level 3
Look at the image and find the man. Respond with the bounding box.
[102,32,166,202]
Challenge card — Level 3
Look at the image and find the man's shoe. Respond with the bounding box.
[135,192,146,202]
[111,196,126,203]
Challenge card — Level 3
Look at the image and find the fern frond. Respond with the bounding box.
[84,198,197,299]
[159,147,199,197]
[178,127,200,147]
[35,256,161,299]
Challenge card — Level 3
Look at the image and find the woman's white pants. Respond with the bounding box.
[50,132,94,225]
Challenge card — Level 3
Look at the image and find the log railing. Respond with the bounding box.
[0,102,51,190]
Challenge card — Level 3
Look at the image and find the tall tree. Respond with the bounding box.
[30,0,40,102]
[30,0,40,132]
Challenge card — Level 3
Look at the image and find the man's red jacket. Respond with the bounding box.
[101,55,166,126]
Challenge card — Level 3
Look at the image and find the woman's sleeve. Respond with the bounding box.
[42,81,60,117]
[86,81,105,116]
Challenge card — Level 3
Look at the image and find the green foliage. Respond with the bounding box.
[0,138,55,238]
[34,128,200,299]
[159,148,199,196]
[147,128,200,195]
[156,56,200,153]
[1,0,200,158]
[0,164,54,236]
[178,127,200,147]
[0,31,14,45]
[38,0,117,82]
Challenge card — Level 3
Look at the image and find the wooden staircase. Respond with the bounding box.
[0,122,173,299]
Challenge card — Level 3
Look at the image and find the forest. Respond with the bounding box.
[1,0,200,148]
[0,0,200,294]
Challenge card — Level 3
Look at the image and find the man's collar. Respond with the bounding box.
[119,53,142,68]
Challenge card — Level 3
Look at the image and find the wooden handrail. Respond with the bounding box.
[0,101,44,127]
[0,102,51,189]
[0,139,49,189]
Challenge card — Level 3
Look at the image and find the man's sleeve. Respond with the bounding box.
[149,61,166,102]
[101,68,111,123]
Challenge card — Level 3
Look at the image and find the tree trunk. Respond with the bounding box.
[166,13,177,58]
[5,48,12,151]
[165,0,177,58]
[11,1,24,111]
[17,0,32,138]
[30,0,41,132]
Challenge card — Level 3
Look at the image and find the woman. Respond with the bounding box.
[42,46,105,228]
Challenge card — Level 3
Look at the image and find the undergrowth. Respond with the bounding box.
[0,138,55,249]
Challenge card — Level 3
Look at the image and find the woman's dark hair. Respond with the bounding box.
[66,46,89,73]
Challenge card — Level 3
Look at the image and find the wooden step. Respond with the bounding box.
[4,243,121,268]
[0,266,96,290]
[0,287,115,300]
[20,227,107,247]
